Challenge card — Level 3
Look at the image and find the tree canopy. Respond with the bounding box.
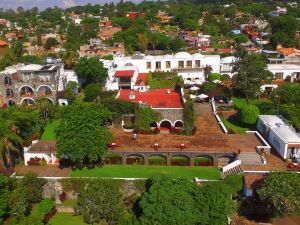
[56,103,112,166]
[257,172,300,216]
[74,57,108,85]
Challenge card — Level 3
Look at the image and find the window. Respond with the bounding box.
[155,61,161,70]
[178,61,184,69]
[166,61,171,69]
[146,62,151,69]
[186,60,192,68]
[195,60,201,68]
[275,72,283,80]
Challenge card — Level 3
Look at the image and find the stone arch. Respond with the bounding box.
[4,76,12,85]
[170,154,190,166]
[21,97,35,105]
[126,153,144,165]
[194,155,213,166]
[148,154,167,165]
[174,120,184,128]
[150,121,158,128]
[195,77,200,80]
[37,85,53,96]
[19,85,34,97]
[159,120,173,130]
[186,78,192,81]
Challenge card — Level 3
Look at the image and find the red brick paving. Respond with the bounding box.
[14,164,71,177]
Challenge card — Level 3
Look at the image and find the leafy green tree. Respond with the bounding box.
[208,73,221,82]
[257,172,300,216]
[240,105,260,125]
[233,53,273,102]
[56,103,112,166]
[74,57,108,85]
[271,83,300,105]
[0,118,22,168]
[82,17,99,40]
[12,40,24,58]
[234,34,248,43]
[183,101,195,135]
[139,177,200,225]
[135,108,160,132]
[21,172,46,204]
[64,81,79,104]
[84,83,102,102]
[44,37,59,50]
[76,180,123,224]
[0,175,11,223]
[9,188,29,219]
[270,16,298,48]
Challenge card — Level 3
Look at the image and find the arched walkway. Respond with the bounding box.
[170,155,189,166]
[148,154,167,165]
[21,98,35,105]
[159,120,172,131]
[150,121,158,129]
[37,85,52,96]
[19,85,34,97]
[126,154,144,165]
[174,120,184,128]
[104,153,122,165]
[194,155,213,166]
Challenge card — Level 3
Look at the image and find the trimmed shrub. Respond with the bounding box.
[240,105,259,125]
[183,101,195,135]
[59,192,67,202]
[202,82,217,93]
[208,73,221,82]
[170,157,189,166]
[194,157,212,166]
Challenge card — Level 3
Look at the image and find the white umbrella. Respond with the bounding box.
[189,81,195,85]
[198,94,209,99]
[189,94,197,99]
[189,86,200,91]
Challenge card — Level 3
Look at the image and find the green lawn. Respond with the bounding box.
[70,165,221,180]
[148,72,184,89]
[41,120,60,141]
[48,213,87,225]
[220,115,250,134]
[58,199,77,208]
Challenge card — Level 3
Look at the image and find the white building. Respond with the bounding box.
[220,56,236,77]
[267,64,300,81]
[257,115,300,159]
[103,52,221,90]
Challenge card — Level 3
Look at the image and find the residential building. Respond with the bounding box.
[0,59,76,106]
[78,42,124,58]
[267,64,300,82]
[257,115,300,159]
[157,11,173,24]
[220,56,235,76]
[103,52,220,90]
[118,88,184,131]
[99,17,111,27]
[41,33,62,45]
[98,27,122,40]
[197,34,211,47]
[126,12,145,19]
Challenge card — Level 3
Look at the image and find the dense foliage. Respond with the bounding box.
[257,172,300,216]
[56,103,112,166]
[135,108,160,132]
[183,101,195,135]
[76,180,123,224]
[74,57,108,85]
[240,105,260,125]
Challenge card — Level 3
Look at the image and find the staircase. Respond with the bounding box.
[220,160,243,179]
[238,152,263,165]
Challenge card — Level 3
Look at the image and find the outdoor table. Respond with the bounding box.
[152,143,160,150]
[177,143,186,149]
[109,143,119,149]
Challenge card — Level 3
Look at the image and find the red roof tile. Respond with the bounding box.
[115,70,135,77]
[135,73,148,85]
[0,40,8,46]
[119,89,183,109]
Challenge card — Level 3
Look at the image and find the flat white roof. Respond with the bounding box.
[258,115,285,127]
[267,64,300,70]
[271,126,300,143]
[19,64,43,71]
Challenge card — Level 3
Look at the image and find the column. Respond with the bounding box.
[122,154,127,165]
[189,157,194,167]
[213,156,218,167]
[167,156,171,166]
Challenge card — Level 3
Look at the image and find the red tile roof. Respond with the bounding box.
[217,48,232,53]
[115,70,135,77]
[119,89,183,109]
[135,73,148,85]
[0,40,8,46]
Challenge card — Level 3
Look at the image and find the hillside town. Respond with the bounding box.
[0,1,300,225]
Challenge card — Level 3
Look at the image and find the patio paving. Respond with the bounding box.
[14,164,71,177]
[111,103,262,154]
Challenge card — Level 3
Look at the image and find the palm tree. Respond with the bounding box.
[0,119,23,169]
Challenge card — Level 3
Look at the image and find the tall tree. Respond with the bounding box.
[76,180,123,224]
[74,57,108,85]
[233,53,273,102]
[56,103,112,166]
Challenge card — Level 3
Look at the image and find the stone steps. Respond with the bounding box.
[221,165,243,179]
[238,152,263,165]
